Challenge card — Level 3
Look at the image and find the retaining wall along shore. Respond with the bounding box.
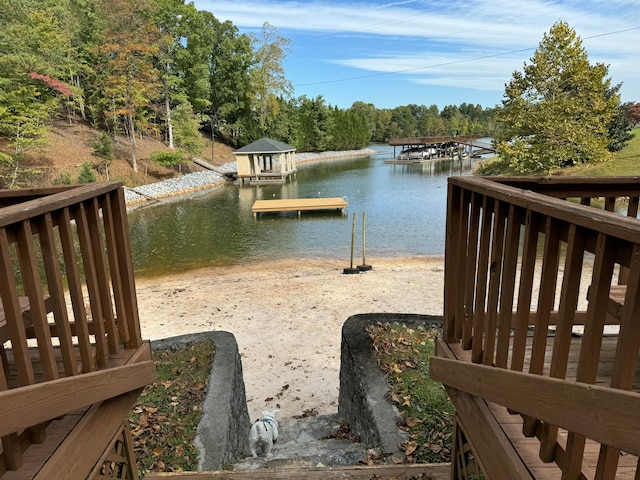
[124,149,375,207]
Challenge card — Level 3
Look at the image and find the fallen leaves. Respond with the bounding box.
[129,341,214,474]
[292,408,319,419]
[405,417,423,427]
[403,441,419,456]
[321,419,360,442]
[367,322,454,464]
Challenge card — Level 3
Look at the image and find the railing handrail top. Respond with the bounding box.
[449,176,640,244]
[0,182,123,228]
[484,175,640,196]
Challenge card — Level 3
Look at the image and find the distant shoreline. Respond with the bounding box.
[124,148,376,208]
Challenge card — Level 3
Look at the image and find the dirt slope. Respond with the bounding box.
[17,119,236,188]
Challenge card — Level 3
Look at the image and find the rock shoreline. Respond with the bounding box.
[124,148,376,208]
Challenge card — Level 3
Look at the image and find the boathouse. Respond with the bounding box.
[234,137,297,184]
[387,135,496,163]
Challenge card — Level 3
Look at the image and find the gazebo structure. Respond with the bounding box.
[234,137,297,185]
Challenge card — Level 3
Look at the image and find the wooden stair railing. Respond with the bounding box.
[0,362,155,437]
[441,176,640,479]
[430,358,640,459]
[0,183,153,478]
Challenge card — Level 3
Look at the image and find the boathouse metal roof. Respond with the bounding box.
[234,137,296,155]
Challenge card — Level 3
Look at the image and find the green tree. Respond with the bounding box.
[78,162,96,183]
[349,101,377,142]
[173,5,213,115]
[295,96,332,152]
[171,102,203,159]
[329,107,369,150]
[389,106,417,138]
[264,97,296,143]
[608,101,635,152]
[605,84,635,152]
[251,22,293,134]
[206,16,254,145]
[91,132,114,180]
[492,21,618,174]
[150,151,184,171]
[372,108,393,142]
[151,0,188,149]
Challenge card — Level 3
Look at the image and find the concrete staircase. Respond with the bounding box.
[144,413,451,478]
[233,413,371,471]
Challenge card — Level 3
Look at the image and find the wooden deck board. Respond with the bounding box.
[0,343,148,478]
[144,463,451,479]
[448,332,640,478]
[252,197,347,218]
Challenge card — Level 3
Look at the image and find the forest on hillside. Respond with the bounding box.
[0,0,496,185]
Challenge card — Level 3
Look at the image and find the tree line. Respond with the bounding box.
[0,0,496,185]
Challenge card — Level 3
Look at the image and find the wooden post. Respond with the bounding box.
[343,213,359,274]
[358,212,372,271]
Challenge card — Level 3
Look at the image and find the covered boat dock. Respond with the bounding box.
[387,135,495,163]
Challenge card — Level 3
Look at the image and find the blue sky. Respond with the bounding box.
[194,0,639,110]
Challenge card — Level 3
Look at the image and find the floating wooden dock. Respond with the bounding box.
[252,197,347,219]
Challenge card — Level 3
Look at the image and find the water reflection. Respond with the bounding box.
[127,145,479,277]
[387,156,475,176]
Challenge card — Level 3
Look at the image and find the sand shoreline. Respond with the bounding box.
[135,257,445,421]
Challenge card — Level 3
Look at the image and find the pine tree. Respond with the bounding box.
[91,132,114,180]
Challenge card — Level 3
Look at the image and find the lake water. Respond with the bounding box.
[127,144,478,277]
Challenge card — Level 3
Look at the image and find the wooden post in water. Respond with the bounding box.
[343,213,360,274]
[358,211,372,271]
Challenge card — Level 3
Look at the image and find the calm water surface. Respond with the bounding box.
[127,144,477,277]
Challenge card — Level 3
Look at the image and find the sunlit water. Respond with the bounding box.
[127,144,478,277]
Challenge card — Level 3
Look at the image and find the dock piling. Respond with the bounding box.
[358,211,372,271]
[343,213,360,274]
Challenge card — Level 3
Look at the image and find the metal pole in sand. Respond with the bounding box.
[358,211,372,271]
[343,213,359,274]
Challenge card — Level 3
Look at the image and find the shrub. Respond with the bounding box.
[53,171,73,185]
[78,162,96,183]
[150,151,184,168]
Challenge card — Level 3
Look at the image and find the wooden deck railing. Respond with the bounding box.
[431,176,640,479]
[0,182,154,478]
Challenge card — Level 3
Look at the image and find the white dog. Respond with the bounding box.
[249,410,279,457]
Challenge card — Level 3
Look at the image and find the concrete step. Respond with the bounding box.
[233,413,371,471]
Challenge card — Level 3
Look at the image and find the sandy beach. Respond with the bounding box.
[135,257,445,421]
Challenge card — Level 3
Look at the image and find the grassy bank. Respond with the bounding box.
[563,126,640,176]
[478,126,640,176]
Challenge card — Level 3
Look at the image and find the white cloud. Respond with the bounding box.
[195,0,640,102]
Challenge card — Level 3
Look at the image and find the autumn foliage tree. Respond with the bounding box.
[0,3,74,187]
[628,103,640,126]
[91,0,161,172]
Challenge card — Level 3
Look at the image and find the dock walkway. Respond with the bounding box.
[252,197,347,219]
